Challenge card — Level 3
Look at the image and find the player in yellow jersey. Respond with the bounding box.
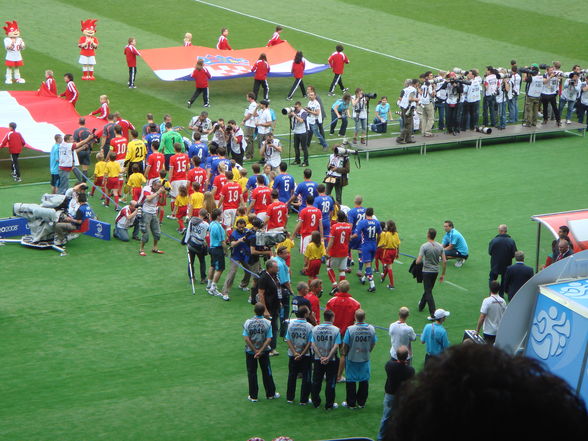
[188,182,204,217]
[303,231,326,283]
[379,220,401,289]
[127,163,146,201]
[172,185,189,233]
[91,152,106,198]
[104,151,122,209]
[125,129,147,174]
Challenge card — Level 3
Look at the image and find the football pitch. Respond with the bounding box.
[1,1,587,440]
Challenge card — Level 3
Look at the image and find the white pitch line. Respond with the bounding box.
[444,280,469,291]
[192,0,442,71]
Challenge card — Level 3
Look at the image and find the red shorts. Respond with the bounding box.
[305,259,322,277]
[94,176,104,186]
[5,60,23,67]
[375,247,384,262]
[131,187,142,201]
[106,177,120,190]
[176,206,188,218]
[381,249,398,265]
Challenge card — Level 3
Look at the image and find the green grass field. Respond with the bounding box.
[1,1,587,440]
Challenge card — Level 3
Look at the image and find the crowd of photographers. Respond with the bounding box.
[395,61,588,142]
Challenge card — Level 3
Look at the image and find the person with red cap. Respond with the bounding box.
[0,122,26,181]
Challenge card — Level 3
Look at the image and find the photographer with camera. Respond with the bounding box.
[396,79,419,144]
[113,200,140,242]
[541,65,562,126]
[496,69,511,130]
[508,66,521,123]
[522,65,543,127]
[225,120,246,165]
[324,143,351,204]
[183,208,210,285]
[433,73,447,131]
[351,88,368,145]
[463,70,482,130]
[559,73,581,124]
[419,73,436,137]
[444,73,466,135]
[286,101,309,166]
[330,93,352,137]
[138,178,166,256]
[577,78,588,125]
[260,132,283,171]
[254,99,273,155]
[306,90,329,150]
[483,66,498,128]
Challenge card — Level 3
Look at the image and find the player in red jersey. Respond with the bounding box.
[124,37,140,88]
[43,70,58,95]
[266,26,285,47]
[265,189,288,231]
[248,175,272,223]
[144,140,164,183]
[327,44,349,96]
[286,50,306,100]
[90,94,109,120]
[326,210,353,294]
[251,53,270,101]
[110,125,128,163]
[216,28,232,50]
[211,163,228,201]
[218,170,243,229]
[188,59,212,108]
[168,143,190,211]
[187,156,207,194]
[293,195,323,253]
[113,112,135,140]
[59,73,78,106]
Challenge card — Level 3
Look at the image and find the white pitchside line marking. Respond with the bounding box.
[444,280,469,291]
[192,0,442,70]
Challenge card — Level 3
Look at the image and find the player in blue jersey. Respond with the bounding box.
[272,161,295,204]
[314,184,335,244]
[352,207,381,292]
[187,132,208,164]
[347,195,367,276]
[289,168,318,211]
[144,123,161,158]
[209,147,231,185]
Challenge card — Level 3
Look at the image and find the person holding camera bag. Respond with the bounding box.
[289,102,309,166]
[324,144,351,204]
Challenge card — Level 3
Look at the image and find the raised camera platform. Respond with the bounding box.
[359,121,586,159]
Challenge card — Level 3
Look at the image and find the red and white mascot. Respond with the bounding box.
[3,21,25,84]
[79,19,98,80]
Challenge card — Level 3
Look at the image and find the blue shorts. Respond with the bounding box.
[322,220,331,239]
[360,243,377,263]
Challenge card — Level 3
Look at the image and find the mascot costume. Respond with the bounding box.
[3,21,25,84]
[79,19,98,80]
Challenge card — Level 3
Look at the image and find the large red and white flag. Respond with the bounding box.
[141,42,328,81]
[0,90,104,153]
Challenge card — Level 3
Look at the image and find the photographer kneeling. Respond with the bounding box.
[113,200,140,241]
[324,143,352,204]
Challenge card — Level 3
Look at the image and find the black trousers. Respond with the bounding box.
[246,352,276,399]
[287,356,312,403]
[329,74,345,93]
[11,153,20,177]
[325,181,343,205]
[128,67,136,87]
[541,94,560,123]
[489,269,507,297]
[279,287,291,338]
[253,79,269,100]
[189,87,209,106]
[346,380,369,407]
[419,272,438,316]
[446,104,459,133]
[188,245,208,281]
[311,358,339,409]
[464,101,480,130]
[287,78,306,99]
[293,132,308,162]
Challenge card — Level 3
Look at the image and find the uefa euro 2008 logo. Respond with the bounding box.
[530,306,571,360]
[558,281,588,300]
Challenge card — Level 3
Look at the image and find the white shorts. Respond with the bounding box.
[300,234,312,254]
[329,256,348,272]
[170,180,188,198]
[79,55,96,65]
[222,209,237,228]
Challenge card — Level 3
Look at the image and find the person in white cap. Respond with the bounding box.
[420,309,450,365]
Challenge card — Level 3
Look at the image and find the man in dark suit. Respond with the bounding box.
[504,251,534,302]
[488,224,517,296]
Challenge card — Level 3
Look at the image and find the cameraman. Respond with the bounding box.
[396,79,419,144]
[541,66,561,126]
[522,65,543,127]
[483,66,498,127]
[508,66,521,123]
[351,88,368,145]
[306,90,329,150]
[445,73,465,135]
[324,143,351,204]
[183,208,210,285]
[289,101,309,166]
[420,73,436,137]
[464,70,481,130]
[113,200,140,241]
[260,132,282,171]
[138,178,166,256]
[226,120,246,165]
[559,73,581,124]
